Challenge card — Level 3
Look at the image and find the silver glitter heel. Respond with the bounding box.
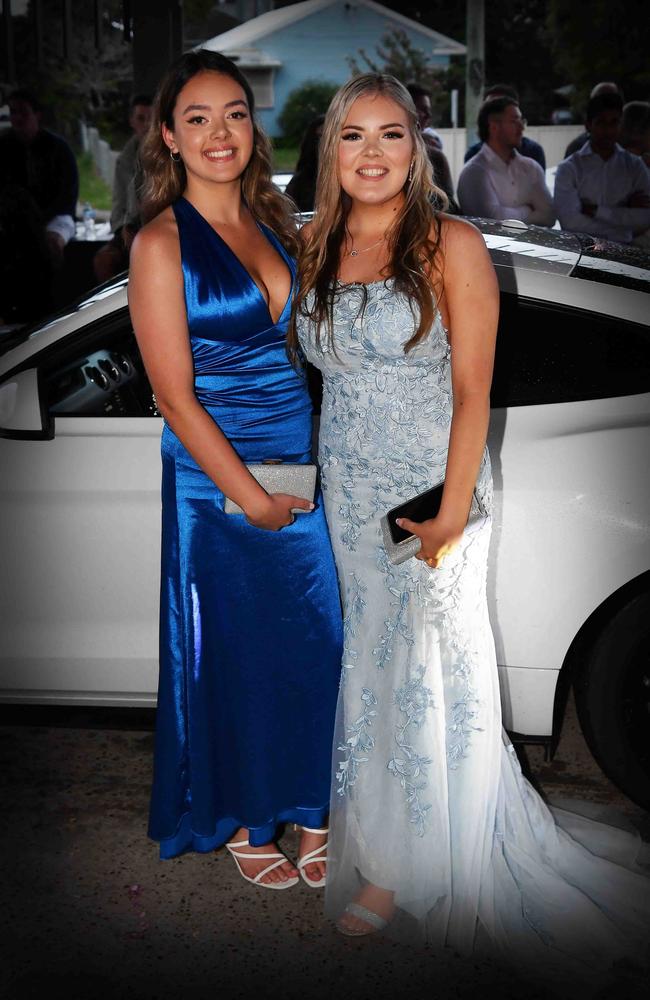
[336,901,389,936]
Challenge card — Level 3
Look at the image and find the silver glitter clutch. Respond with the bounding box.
[380,482,487,565]
[223,462,317,514]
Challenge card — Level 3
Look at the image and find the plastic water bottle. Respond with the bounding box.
[82,202,96,240]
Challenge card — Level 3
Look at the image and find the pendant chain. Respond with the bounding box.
[347,235,386,258]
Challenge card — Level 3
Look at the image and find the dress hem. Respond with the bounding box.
[150,802,330,859]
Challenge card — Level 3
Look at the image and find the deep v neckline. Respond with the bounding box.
[180,197,294,326]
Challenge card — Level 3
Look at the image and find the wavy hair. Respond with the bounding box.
[139,49,299,255]
[288,73,448,358]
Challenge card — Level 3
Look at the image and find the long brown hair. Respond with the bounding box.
[140,50,299,256]
[288,73,448,357]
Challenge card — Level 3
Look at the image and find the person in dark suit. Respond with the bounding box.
[0,88,79,267]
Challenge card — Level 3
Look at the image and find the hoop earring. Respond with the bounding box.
[170,149,181,163]
[408,159,414,183]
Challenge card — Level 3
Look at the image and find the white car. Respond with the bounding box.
[1,222,649,809]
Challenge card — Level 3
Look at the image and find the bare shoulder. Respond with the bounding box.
[131,207,180,268]
[437,214,487,259]
[298,219,313,243]
[430,215,497,312]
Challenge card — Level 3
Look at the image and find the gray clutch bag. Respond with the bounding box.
[380,481,487,565]
[223,462,317,515]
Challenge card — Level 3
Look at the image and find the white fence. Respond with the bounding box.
[79,120,119,190]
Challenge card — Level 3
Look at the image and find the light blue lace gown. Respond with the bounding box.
[297,278,650,986]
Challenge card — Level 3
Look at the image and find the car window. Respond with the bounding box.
[42,310,159,417]
[491,293,650,407]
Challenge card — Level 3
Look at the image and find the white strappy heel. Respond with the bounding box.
[295,825,329,888]
[225,838,299,890]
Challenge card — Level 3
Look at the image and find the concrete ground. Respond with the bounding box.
[1,695,647,1000]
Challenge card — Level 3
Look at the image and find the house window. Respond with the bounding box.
[243,68,274,109]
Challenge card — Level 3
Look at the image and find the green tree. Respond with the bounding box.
[13,1,132,144]
[546,0,650,113]
[372,1,466,46]
[379,1,563,124]
[347,26,464,128]
[484,0,560,123]
[278,79,339,143]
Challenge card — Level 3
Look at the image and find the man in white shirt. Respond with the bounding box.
[554,92,650,245]
[457,97,555,226]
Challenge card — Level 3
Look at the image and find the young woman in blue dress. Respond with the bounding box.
[128,50,341,889]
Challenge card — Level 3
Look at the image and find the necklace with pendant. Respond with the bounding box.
[347,235,386,257]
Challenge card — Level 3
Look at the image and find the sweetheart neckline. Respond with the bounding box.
[332,278,448,334]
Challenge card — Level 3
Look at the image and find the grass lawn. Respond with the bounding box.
[76,146,297,213]
[272,145,298,172]
[77,151,112,212]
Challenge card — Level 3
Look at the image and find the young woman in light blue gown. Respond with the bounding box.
[290,73,649,988]
[128,51,341,888]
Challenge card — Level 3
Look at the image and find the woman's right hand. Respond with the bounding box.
[245,493,315,531]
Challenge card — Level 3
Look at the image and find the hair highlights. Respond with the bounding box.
[139,49,298,255]
[288,73,447,358]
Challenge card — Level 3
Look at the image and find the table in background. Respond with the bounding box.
[53,221,113,309]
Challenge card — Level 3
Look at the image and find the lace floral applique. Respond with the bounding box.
[342,572,367,674]
[388,665,435,837]
[336,687,378,797]
[444,566,487,766]
[371,546,420,670]
[313,295,453,554]
[447,684,482,769]
[372,588,413,671]
[416,545,487,768]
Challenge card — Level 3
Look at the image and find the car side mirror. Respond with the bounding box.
[0,368,52,440]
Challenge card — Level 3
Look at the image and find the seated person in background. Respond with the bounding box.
[406,82,443,149]
[457,97,555,225]
[554,92,650,245]
[0,185,53,324]
[285,115,324,213]
[0,88,79,266]
[465,85,546,169]
[620,101,650,168]
[94,94,152,282]
[405,83,458,211]
[564,82,624,158]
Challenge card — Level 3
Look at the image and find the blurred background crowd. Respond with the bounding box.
[1,0,649,327]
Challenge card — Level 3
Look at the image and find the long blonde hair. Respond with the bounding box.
[139,50,299,257]
[288,73,448,357]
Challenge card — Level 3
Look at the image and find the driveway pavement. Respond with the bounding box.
[1,695,647,1000]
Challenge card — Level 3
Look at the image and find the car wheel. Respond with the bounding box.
[573,588,650,810]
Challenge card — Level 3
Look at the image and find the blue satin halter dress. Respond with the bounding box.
[148,196,343,858]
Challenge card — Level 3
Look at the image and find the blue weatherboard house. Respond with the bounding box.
[201,0,466,137]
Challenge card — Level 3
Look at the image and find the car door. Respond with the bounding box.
[0,305,163,705]
[488,285,650,736]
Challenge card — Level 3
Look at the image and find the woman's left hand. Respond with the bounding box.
[395,515,464,569]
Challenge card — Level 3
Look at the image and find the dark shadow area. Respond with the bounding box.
[0,704,155,730]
